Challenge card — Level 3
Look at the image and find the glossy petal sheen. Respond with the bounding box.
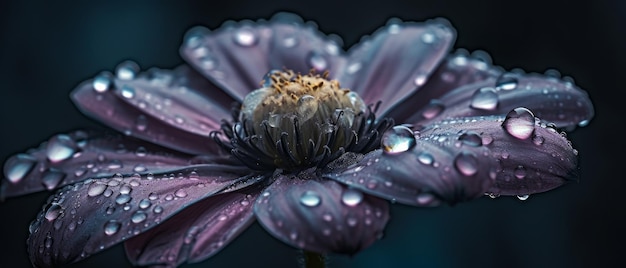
[404,73,594,130]
[1,131,191,199]
[124,186,260,267]
[27,164,247,267]
[180,12,345,101]
[326,131,496,206]
[418,115,580,196]
[336,18,455,116]
[254,173,389,254]
[71,69,225,155]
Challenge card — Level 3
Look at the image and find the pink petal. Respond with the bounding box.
[336,18,455,115]
[325,125,496,206]
[254,174,389,254]
[1,130,191,199]
[403,72,594,130]
[124,185,260,267]
[71,66,227,155]
[180,12,345,101]
[27,164,248,267]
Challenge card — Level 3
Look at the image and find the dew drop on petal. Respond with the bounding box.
[121,85,135,99]
[299,191,321,207]
[4,154,36,183]
[382,126,416,154]
[42,169,66,190]
[115,61,139,80]
[421,32,436,44]
[422,101,445,119]
[532,135,545,145]
[46,134,76,163]
[45,204,63,221]
[416,192,435,205]
[470,87,499,111]
[454,152,478,176]
[414,73,428,86]
[502,107,535,139]
[307,51,327,71]
[417,152,434,165]
[138,199,151,209]
[135,115,148,131]
[341,188,363,207]
[131,211,147,224]
[153,205,163,214]
[233,28,257,46]
[87,183,107,197]
[174,189,187,198]
[92,72,112,93]
[514,165,527,179]
[496,74,518,90]
[115,194,131,205]
[297,95,319,122]
[282,35,298,48]
[458,132,483,147]
[517,194,530,201]
[104,220,121,235]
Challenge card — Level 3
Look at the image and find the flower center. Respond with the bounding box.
[212,70,393,171]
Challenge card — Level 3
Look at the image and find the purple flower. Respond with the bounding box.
[1,12,593,267]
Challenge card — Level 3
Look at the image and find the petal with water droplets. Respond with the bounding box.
[180,12,345,101]
[1,131,192,199]
[336,18,455,116]
[254,174,389,254]
[27,164,249,267]
[124,185,261,267]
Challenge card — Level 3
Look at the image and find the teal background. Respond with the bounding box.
[0,1,621,267]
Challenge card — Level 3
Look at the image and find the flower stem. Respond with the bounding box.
[302,250,326,268]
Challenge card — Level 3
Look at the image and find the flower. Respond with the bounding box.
[1,12,593,267]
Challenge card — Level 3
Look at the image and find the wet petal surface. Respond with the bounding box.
[254,173,389,254]
[336,18,454,115]
[181,12,345,101]
[2,130,191,199]
[27,164,248,267]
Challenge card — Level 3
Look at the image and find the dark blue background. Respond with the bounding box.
[1,1,621,267]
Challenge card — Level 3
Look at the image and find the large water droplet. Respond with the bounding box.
[517,194,530,201]
[422,100,445,119]
[458,132,483,147]
[45,204,63,221]
[41,169,66,190]
[46,134,76,163]
[131,211,147,223]
[341,188,363,207]
[4,154,36,183]
[496,73,518,90]
[116,61,139,80]
[307,52,327,71]
[382,126,416,154]
[502,107,535,139]
[417,152,434,165]
[104,220,121,235]
[470,87,499,111]
[92,72,112,93]
[233,28,257,46]
[138,199,151,209]
[121,85,135,99]
[115,194,132,205]
[297,95,319,122]
[87,183,107,197]
[454,152,478,176]
[174,189,188,198]
[299,191,321,207]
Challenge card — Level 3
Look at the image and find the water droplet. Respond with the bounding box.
[282,36,298,48]
[388,23,401,34]
[46,134,76,163]
[44,235,53,248]
[199,55,218,70]
[174,189,187,198]
[346,62,362,74]
[297,95,319,122]
[115,61,139,80]
[421,32,436,44]
[307,51,327,71]
[153,205,163,214]
[532,135,545,145]
[517,194,530,201]
[115,194,131,205]
[382,126,416,154]
[341,188,363,207]
[414,73,428,86]
[119,185,132,195]
[87,183,107,197]
[104,220,121,235]
[41,169,66,190]
[514,165,526,179]
[4,154,36,183]
[45,204,63,221]
[470,87,499,111]
[138,199,151,209]
[458,132,483,147]
[121,85,135,99]
[417,152,434,165]
[106,206,116,215]
[299,191,321,207]
[502,107,535,139]
[422,100,444,119]
[233,28,257,46]
[496,74,518,90]
[416,192,435,205]
[454,152,478,176]
[92,72,112,93]
[322,213,332,222]
[131,211,147,223]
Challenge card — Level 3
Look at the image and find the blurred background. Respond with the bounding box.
[0,0,622,267]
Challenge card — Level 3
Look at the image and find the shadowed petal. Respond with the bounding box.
[387,51,503,122]
[404,72,594,130]
[1,130,192,199]
[418,112,579,197]
[124,185,262,267]
[254,173,389,254]
[27,164,250,267]
[180,12,345,101]
[71,69,225,155]
[325,126,496,206]
[336,18,455,115]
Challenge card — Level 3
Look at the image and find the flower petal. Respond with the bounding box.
[336,18,455,115]
[27,164,248,267]
[254,173,389,254]
[124,185,261,267]
[180,12,345,101]
[418,113,579,197]
[387,51,503,122]
[71,67,225,155]
[1,130,192,199]
[403,72,594,130]
[325,127,496,206]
